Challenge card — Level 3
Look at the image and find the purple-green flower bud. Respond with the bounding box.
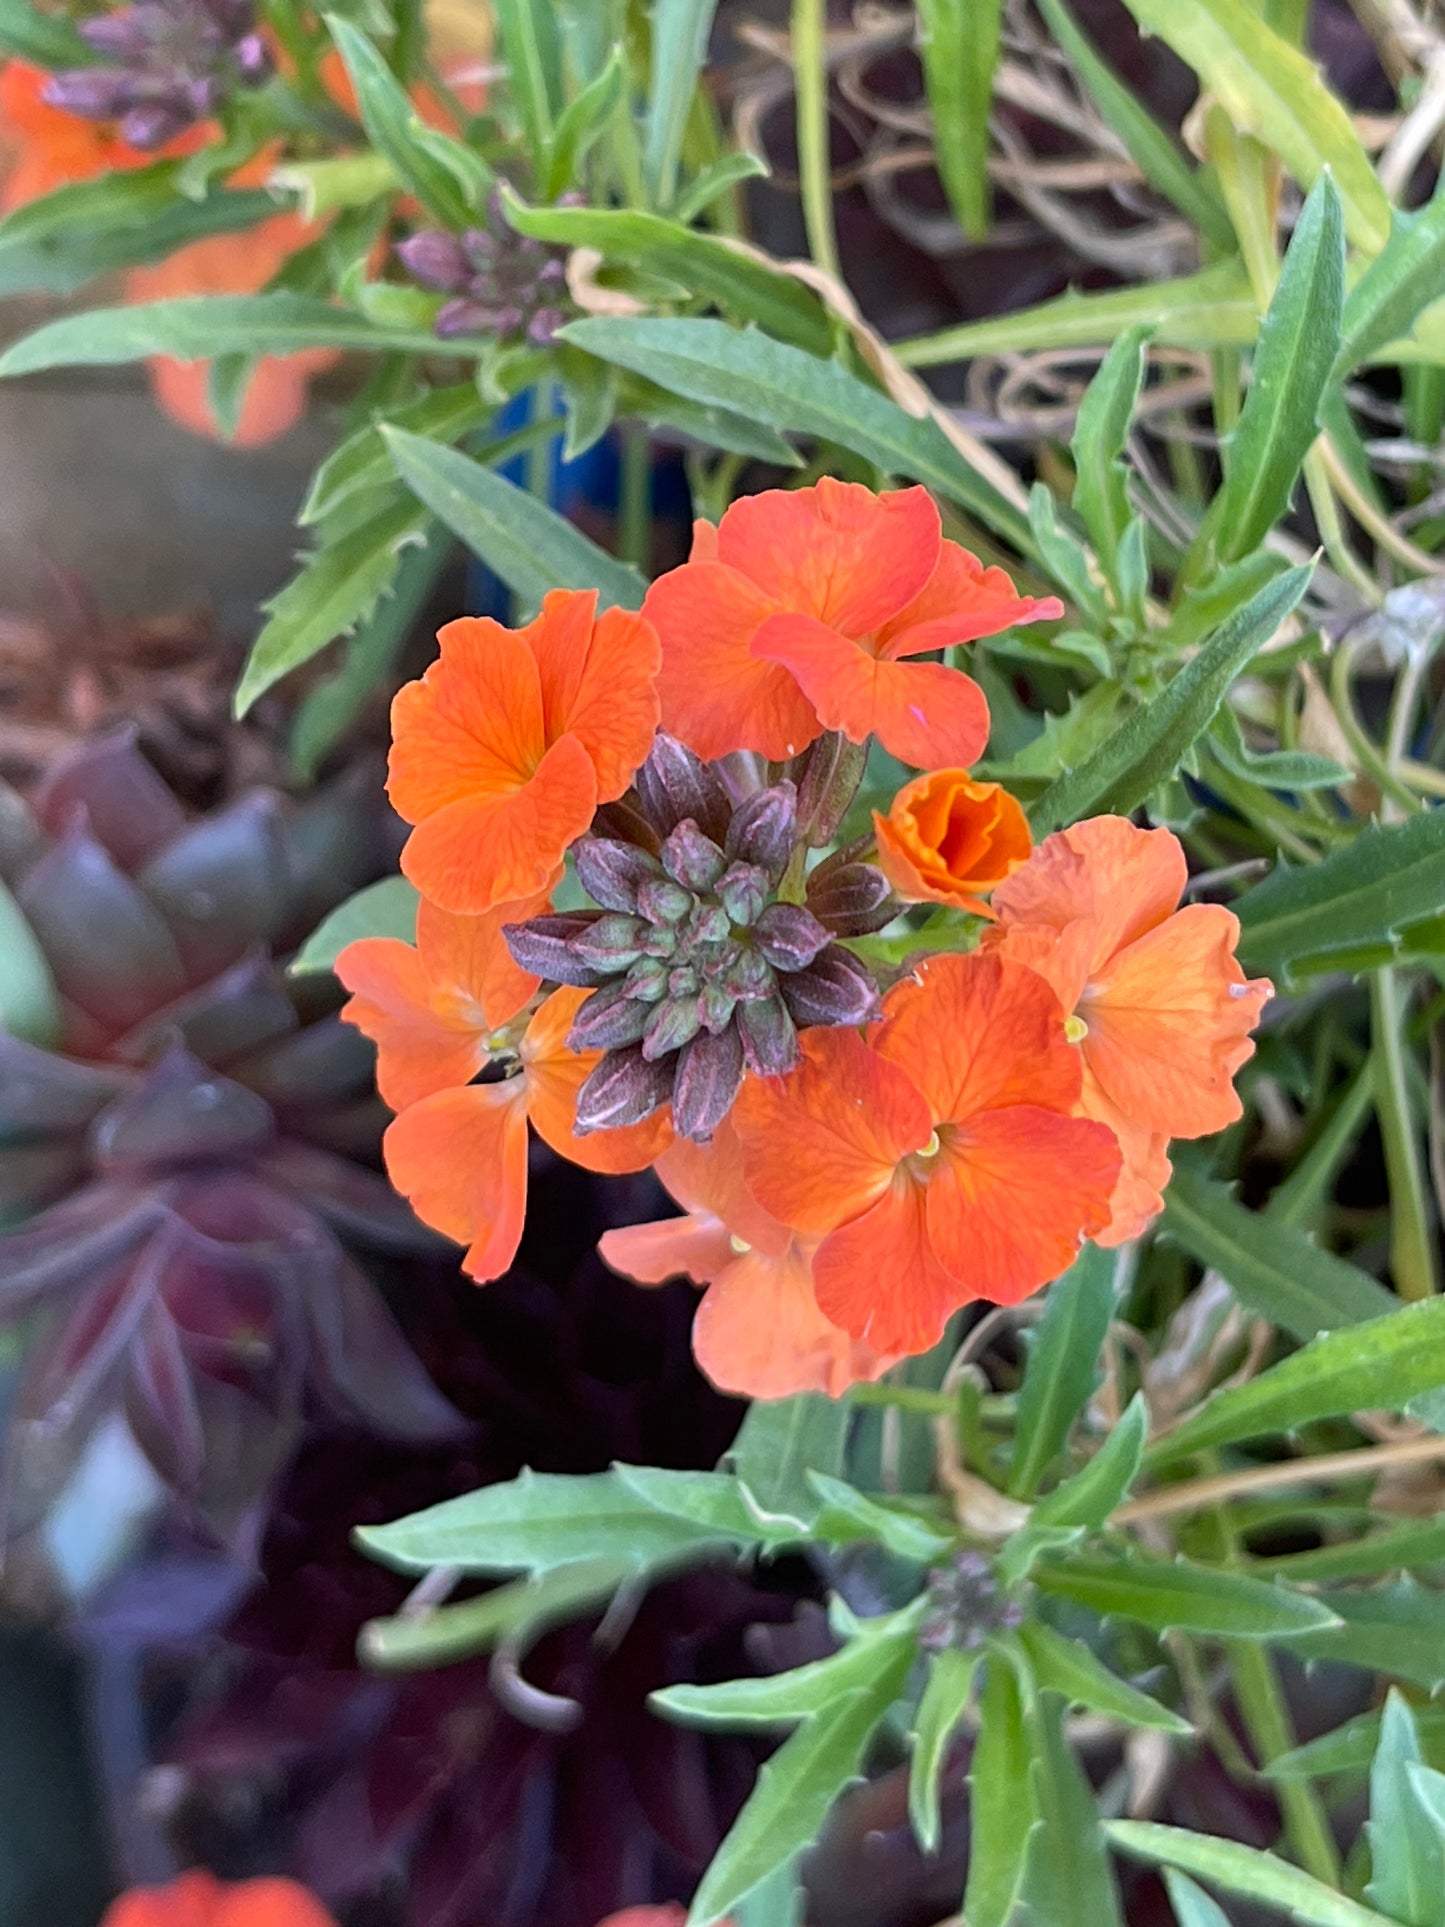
[660,819,727,893]
[737,994,800,1078]
[672,1026,745,1142]
[568,913,646,971]
[683,902,730,948]
[641,994,702,1062]
[794,732,867,847]
[635,733,732,844]
[755,904,831,972]
[573,1046,673,1134]
[667,965,700,1000]
[721,947,775,1003]
[641,922,679,960]
[806,861,899,936]
[43,67,135,118]
[716,861,770,928]
[698,983,735,1035]
[780,945,880,1028]
[638,878,693,927]
[502,913,605,988]
[394,231,471,293]
[622,957,670,1003]
[724,782,797,880]
[571,836,664,913]
[565,981,651,1052]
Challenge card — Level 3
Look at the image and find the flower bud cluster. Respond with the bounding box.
[395,191,575,344]
[505,733,895,1143]
[45,0,270,148]
[919,1550,1025,1654]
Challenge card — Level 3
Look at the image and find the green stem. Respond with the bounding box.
[526,380,555,506]
[1371,966,1440,1300]
[618,422,652,574]
[1229,1643,1343,1887]
[791,0,840,278]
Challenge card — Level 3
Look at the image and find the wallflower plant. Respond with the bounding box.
[6,0,1445,1921]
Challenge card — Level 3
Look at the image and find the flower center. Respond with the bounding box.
[1064,1013,1089,1045]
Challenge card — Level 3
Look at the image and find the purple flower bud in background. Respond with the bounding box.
[566,981,652,1052]
[754,904,832,972]
[635,733,732,844]
[568,913,646,972]
[660,820,728,894]
[433,297,501,340]
[394,231,473,291]
[502,913,606,988]
[573,837,666,915]
[573,1046,674,1134]
[121,99,193,146]
[781,945,881,1028]
[805,860,899,936]
[725,781,797,880]
[673,1026,745,1142]
[79,12,156,58]
[737,994,800,1077]
[794,732,868,847]
[42,66,135,117]
[232,32,271,81]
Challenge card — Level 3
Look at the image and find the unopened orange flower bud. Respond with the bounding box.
[873,770,1030,915]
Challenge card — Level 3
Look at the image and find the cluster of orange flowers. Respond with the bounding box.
[339,480,1271,1395]
[103,1870,695,1927]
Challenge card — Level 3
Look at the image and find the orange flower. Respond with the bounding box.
[336,890,547,1110]
[380,986,671,1282]
[595,1911,694,1927]
[986,815,1273,1242]
[0,59,206,208]
[388,590,663,915]
[642,479,1061,768]
[101,1870,336,1927]
[732,952,1120,1354]
[601,1120,898,1398]
[874,769,1030,914]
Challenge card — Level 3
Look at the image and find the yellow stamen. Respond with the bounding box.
[728,1234,752,1256]
[1064,1014,1089,1045]
[917,1129,942,1160]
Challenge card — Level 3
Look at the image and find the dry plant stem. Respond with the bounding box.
[1322,436,1445,575]
[1230,1638,1343,1885]
[790,0,840,278]
[1114,1430,1445,1526]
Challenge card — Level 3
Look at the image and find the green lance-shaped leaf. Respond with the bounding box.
[1108,1820,1399,1927]
[382,425,647,612]
[235,496,435,716]
[908,1648,981,1855]
[964,1650,1036,1927]
[1019,1692,1126,1927]
[727,1391,849,1527]
[1234,809,1445,988]
[1284,1581,1445,1696]
[1070,323,1149,590]
[1252,1514,1445,1587]
[1147,1295,1445,1469]
[503,191,831,353]
[805,1472,958,1562]
[1028,1393,1149,1535]
[1161,1165,1394,1341]
[560,316,1033,554]
[1034,1550,1340,1639]
[1110,0,1390,253]
[1206,704,1349,792]
[0,293,448,379]
[1163,1871,1235,1927]
[0,0,91,66]
[1007,1242,1118,1499]
[543,47,626,201]
[916,0,1003,240]
[1030,563,1311,836]
[613,1466,808,1550]
[492,0,562,173]
[291,876,422,977]
[1016,1621,1192,1735]
[1340,198,1445,370]
[359,1556,640,1671]
[356,1468,750,1576]
[643,0,719,208]
[1211,173,1345,566]
[686,1640,914,1927]
[324,14,476,226]
[1033,0,1233,250]
[1364,1691,1445,1926]
[1268,1705,1445,1784]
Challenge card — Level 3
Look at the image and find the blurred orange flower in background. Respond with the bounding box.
[986,814,1273,1242]
[388,589,663,914]
[101,1870,337,1927]
[0,58,206,207]
[874,768,1030,913]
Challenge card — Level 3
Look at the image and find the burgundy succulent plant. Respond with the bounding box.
[0,730,459,1582]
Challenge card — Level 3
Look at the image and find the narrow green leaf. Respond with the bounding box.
[1148,1296,1445,1469]
[560,316,1033,552]
[964,1653,1036,1927]
[1030,1394,1148,1534]
[291,875,420,976]
[1111,0,1390,253]
[614,1466,806,1546]
[1008,1243,1117,1499]
[673,150,770,225]
[908,1649,981,1854]
[917,0,1002,239]
[687,1673,907,1926]
[622,372,802,466]
[357,1468,744,1576]
[544,47,626,200]
[359,1556,637,1671]
[0,0,90,66]
[1340,200,1445,370]
[1213,174,1345,564]
[1285,1581,1445,1695]
[0,294,446,379]
[325,14,473,225]
[1030,565,1311,836]
[0,878,61,1047]
[383,425,646,611]
[504,191,831,352]
[1033,0,1234,249]
[1163,1871,1234,1927]
[806,1473,957,1562]
[1235,810,1445,988]
[1161,1164,1394,1341]
[1251,1515,1445,1587]
[1207,707,1349,792]
[728,1392,849,1525]
[270,151,399,221]
[1108,1819,1398,1926]
[1017,1621,1192,1735]
[731,1859,805,1927]
[235,496,432,715]
[1365,1690,1445,1926]
[1035,1551,1340,1639]
[493,0,562,169]
[1020,1694,1125,1927]
[1268,1706,1445,1783]
[644,0,719,207]
[1070,323,1148,584]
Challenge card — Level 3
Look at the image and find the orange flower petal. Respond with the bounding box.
[874,770,1030,913]
[146,355,316,448]
[733,1026,932,1234]
[878,537,1064,658]
[875,952,1080,1125]
[644,560,822,761]
[1082,902,1272,1139]
[399,733,597,913]
[521,987,673,1173]
[213,1880,341,1927]
[523,591,662,799]
[335,935,491,1111]
[102,1871,339,1927]
[925,1109,1120,1303]
[382,1082,530,1281]
[600,1211,735,1286]
[688,518,720,562]
[1078,1067,1173,1246]
[416,892,546,1031]
[716,479,940,635]
[981,918,1095,1020]
[654,1122,791,1256]
[752,614,990,768]
[388,618,547,824]
[692,1236,898,1399]
[813,1174,975,1354]
[991,815,1189,975]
